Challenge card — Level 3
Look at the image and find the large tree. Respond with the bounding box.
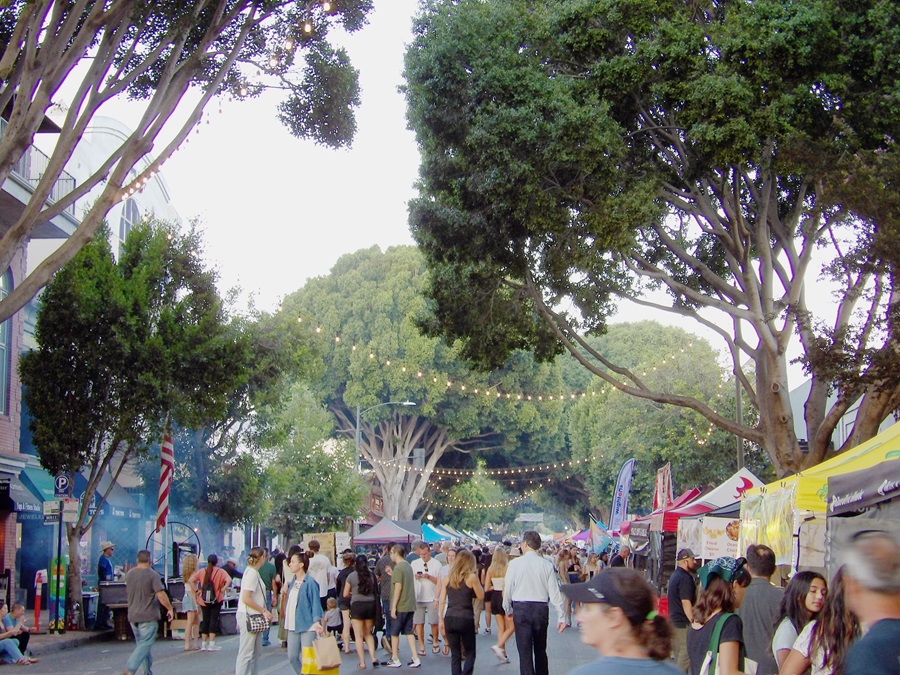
[404,0,900,476]
[20,220,246,617]
[281,245,567,520]
[0,0,372,321]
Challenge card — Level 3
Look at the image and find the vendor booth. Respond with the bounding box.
[825,457,900,575]
[354,519,420,547]
[741,421,900,571]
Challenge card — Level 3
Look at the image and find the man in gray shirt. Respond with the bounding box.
[736,544,782,675]
[124,550,174,675]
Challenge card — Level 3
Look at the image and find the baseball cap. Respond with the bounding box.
[676,548,696,561]
[560,569,649,623]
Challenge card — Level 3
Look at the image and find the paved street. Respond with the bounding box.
[24,622,599,675]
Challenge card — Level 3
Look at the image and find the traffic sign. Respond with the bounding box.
[54,475,69,498]
[61,498,78,523]
[43,500,61,525]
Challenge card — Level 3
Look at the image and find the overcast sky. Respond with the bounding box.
[161,0,420,312]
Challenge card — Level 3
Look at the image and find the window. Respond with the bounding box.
[118,199,141,256]
[0,269,12,415]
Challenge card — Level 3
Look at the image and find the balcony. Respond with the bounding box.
[0,116,79,239]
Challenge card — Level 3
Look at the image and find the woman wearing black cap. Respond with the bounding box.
[562,567,682,674]
[686,557,752,675]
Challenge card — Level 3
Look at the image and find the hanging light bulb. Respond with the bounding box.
[303,21,312,33]
[322,1,331,10]
[269,55,279,68]
[283,37,295,50]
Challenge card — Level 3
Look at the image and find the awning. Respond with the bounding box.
[0,473,42,518]
[827,457,900,515]
[20,466,142,519]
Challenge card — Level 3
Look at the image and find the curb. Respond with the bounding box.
[28,631,114,657]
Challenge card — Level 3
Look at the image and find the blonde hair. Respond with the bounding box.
[247,546,266,567]
[449,549,476,589]
[490,547,509,578]
[326,597,337,610]
[182,554,198,584]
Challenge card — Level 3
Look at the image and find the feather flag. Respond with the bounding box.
[589,514,611,554]
[155,434,174,533]
[609,458,636,533]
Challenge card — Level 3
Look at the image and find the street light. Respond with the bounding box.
[355,400,416,471]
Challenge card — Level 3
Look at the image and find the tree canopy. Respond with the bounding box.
[280,245,567,520]
[20,218,246,613]
[0,0,373,321]
[404,0,900,476]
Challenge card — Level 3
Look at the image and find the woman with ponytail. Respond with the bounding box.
[561,567,682,674]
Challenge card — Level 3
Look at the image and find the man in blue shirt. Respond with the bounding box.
[95,540,116,630]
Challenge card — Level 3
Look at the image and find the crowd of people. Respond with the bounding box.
[114,528,899,675]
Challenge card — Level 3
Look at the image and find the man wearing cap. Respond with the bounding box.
[667,548,698,672]
[224,557,244,580]
[502,530,566,675]
[95,541,115,630]
[736,544,782,675]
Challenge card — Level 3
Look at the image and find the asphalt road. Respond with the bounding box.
[23,622,601,675]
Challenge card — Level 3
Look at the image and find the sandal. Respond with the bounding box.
[417,649,426,656]
[442,644,450,657]
[432,645,441,654]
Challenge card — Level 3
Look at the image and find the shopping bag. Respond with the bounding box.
[302,643,340,675]
[314,634,342,670]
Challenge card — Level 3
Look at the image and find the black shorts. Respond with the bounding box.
[389,611,415,636]
[490,591,504,615]
[350,600,376,621]
[338,596,351,612]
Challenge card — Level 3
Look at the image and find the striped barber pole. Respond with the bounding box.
[156,434,174,533]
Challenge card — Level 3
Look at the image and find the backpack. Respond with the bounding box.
[202,569,216,603]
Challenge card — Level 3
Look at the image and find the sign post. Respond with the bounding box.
[51,475,70,634]
[33,570,46,633]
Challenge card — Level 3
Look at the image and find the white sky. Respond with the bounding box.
[161,0,420,311]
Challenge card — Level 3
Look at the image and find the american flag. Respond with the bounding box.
[156,434,174,533]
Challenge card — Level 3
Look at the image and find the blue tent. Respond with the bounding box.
[422,523,453,543]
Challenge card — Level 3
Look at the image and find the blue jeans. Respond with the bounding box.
[381,599,392,636]
[512,601,550,675]
[0,637,25,664]
[262,591,272,644]
[125,621,158,674]
[287,630,314,674]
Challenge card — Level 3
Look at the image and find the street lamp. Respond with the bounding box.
[355,400,416,471]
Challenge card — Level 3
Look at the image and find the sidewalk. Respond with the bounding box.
[26,628,115,657]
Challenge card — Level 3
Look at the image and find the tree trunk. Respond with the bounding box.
[755,344,802,475]
[66,525,86,631]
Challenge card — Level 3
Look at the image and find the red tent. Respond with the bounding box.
[650,468,762,532]
[621,488,700,541]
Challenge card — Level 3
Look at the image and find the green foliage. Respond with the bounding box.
[425,463,518,531]
[567,323,774,514]
[404,0,900,472]
[264,385,367,540]
[21,220,244,480]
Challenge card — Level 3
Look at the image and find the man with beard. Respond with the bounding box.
[667,549,699,672]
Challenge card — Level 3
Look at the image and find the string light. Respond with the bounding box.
[370,456,592,477]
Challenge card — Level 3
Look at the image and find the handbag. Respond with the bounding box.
[313,634,342,670]
[245,576,271,633]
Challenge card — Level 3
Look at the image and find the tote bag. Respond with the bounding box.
[301,638,340,675]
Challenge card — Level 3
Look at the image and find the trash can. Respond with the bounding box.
[82,591,98,627]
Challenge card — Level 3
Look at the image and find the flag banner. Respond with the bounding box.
[652,462,675,510]
[156,434,174,533]
[609,458,636,533]
[589,514,611,554]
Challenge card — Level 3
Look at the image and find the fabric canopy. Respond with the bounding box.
[354,518,420,544]
[651,468,762,532]
[827,457,900,516]
[422,523,453,543]
[746,421,900,513]
[570,529,590,541]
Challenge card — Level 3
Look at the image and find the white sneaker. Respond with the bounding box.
[200,644,208,652]
[491,645,509,663]
[385,659,402,668]
[207,644,222,652]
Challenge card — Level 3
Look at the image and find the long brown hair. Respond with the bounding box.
[693,571,751,625]
[449,549,476,589]
[809,567,860,675]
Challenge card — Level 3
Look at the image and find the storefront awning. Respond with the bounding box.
[0,473,42,519]
[20,466,142,519]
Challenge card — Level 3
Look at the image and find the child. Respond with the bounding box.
[323,596,343,642]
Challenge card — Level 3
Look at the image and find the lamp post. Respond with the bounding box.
[355,400,416,471]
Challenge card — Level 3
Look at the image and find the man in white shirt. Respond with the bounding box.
[306,539,331,611]
[503,531,566,675]
[409,540,442,656]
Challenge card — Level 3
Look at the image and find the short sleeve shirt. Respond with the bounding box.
[258,561,277,591]
[374,554,393,601]
[686,613,744,675]
[771,618,799,659]
[844,618,900,675]
[410,557,442,603]
[125,566,165,623]
[391,560,416,613]
[666,567,696,627]
[346,570,377,603]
